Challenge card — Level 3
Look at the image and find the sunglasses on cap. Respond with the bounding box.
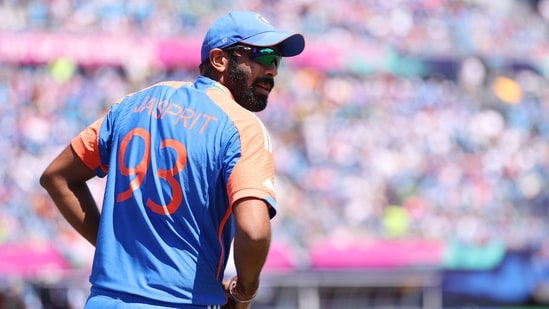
[224,45,282,68]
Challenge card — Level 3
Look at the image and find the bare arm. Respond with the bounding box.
[223,197,272,308]
[39,145,100,246]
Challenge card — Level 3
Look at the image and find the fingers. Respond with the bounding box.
[221,280,253,309]
[222,280,231,294]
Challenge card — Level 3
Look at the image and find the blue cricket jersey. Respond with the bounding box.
[71,76,277,308]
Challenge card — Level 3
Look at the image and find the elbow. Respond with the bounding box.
[237,223,272,247]
[249,230,271,245]
[232,198,272,247]
[39,170,52,190]
[39,167,62,193]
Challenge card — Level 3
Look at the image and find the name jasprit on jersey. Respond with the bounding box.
[134,96,218,134]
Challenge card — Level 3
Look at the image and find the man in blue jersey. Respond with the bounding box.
[40,10,305,309]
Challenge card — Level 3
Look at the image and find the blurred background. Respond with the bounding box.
[1,0,549,308]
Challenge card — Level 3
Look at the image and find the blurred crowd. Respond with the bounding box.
[0,0,549,271]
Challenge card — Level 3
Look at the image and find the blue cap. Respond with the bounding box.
[201,11,305,62]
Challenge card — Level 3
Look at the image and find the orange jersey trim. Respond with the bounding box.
[71,117,109,175]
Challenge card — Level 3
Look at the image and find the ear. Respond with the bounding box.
[209,48,228,73]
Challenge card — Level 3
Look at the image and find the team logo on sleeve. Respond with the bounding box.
[262,178,275,192]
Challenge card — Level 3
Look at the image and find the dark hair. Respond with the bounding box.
[199,60,215,78]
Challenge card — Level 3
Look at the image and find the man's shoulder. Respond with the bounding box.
[151,80,193,89]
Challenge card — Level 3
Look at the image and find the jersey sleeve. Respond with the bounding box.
[206,85,278,218]
[71,115,110,177]
[225,116,277,218]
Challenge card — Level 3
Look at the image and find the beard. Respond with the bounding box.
[226,60,274,112]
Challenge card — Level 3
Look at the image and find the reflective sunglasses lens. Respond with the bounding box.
[254,48,281,67]
[256,55,281,67]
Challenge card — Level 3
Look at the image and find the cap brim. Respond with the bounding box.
[241,32,305,57]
